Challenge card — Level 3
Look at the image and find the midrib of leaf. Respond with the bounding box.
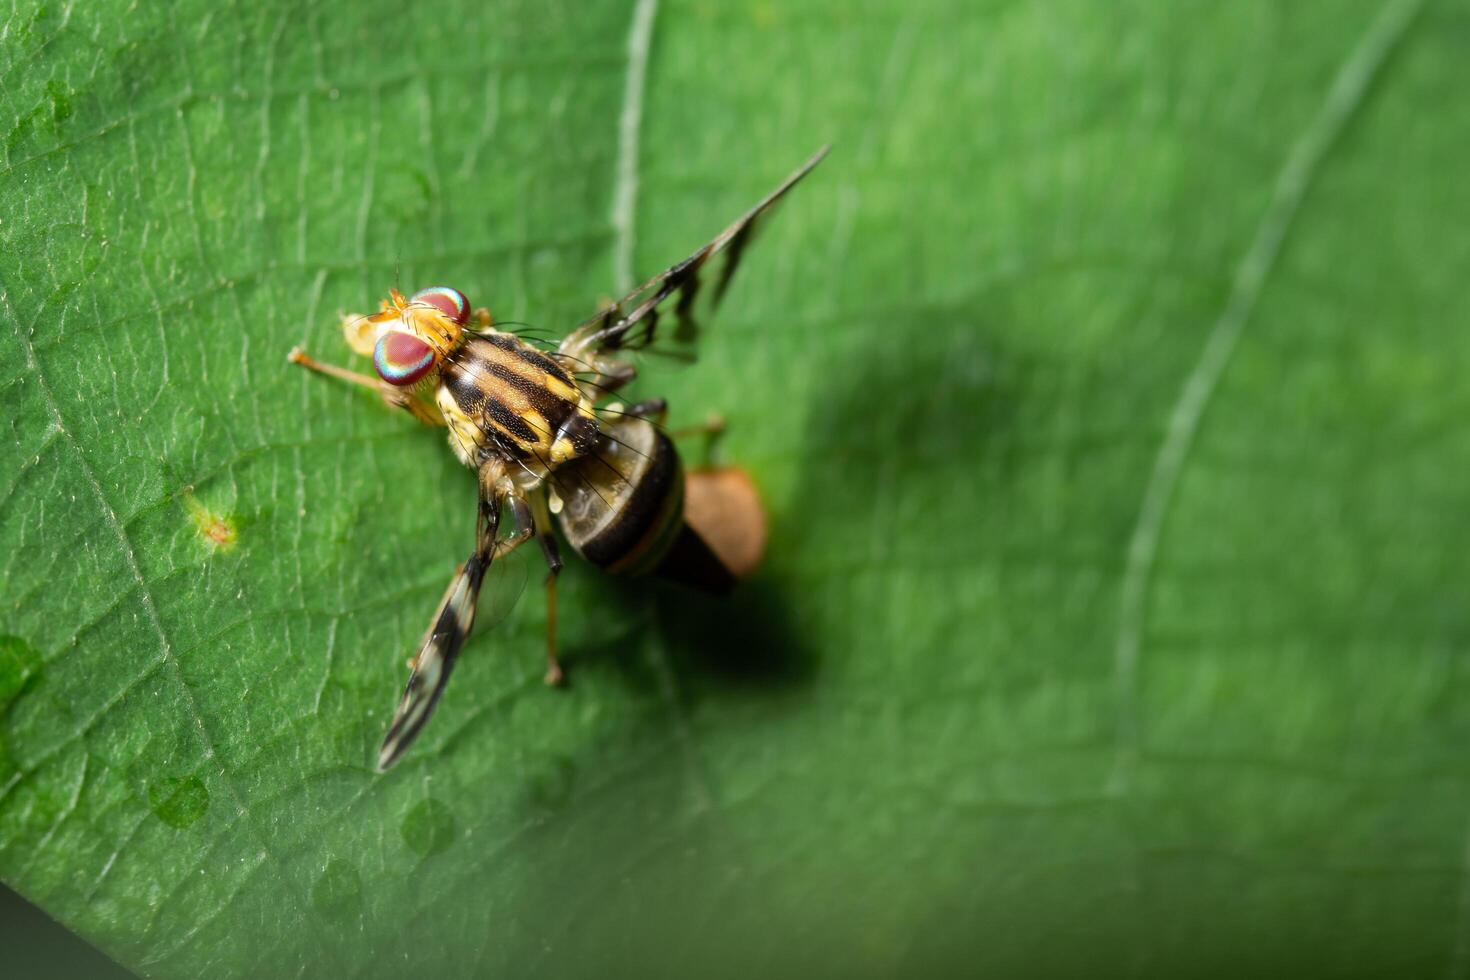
[610,0,659,294]
[602,0,727,820]
[1109,0,1427,799]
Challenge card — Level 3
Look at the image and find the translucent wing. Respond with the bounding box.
[377,555,488,771]
[559,145,830,363]
[377,481,527,771]
[477,533,529,632]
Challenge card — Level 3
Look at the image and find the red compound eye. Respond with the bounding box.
[373,331,436,386]
[410,285,471,326]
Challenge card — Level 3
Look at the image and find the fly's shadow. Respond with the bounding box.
[498,303,1013,830]
[559,300,1013,702]
[567,572,816,698]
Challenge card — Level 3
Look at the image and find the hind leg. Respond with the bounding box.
[530,490,566,686]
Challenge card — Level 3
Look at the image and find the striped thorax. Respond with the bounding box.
[437,333,600,474]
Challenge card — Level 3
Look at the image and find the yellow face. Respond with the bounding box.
[342,286,473,387]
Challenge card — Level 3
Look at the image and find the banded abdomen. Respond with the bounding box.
[436,332,599,470]
[554,417,735,594]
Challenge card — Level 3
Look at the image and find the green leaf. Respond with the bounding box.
[3,0,1468,976]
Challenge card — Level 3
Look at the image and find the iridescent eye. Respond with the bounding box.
[373,331,437,386]
[410,286,471,326]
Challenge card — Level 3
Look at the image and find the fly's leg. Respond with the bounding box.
[485,480,563,685]
[530,491,567,686]
[602,398,725,463]
[616,396,725,439]
[601,398,671,431]
[287,347,379,389]
[543,564,563,687]
[400,492,529,671]
[621,398,668,425]
[669,412,726,441]
[494,495,535,560]
[288,347,443,426]
[560,350,638,400]
[670,410,728,468]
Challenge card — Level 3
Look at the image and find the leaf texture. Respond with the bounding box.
[2,0,1468,976]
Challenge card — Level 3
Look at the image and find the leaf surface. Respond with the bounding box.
[2,0,1468,976]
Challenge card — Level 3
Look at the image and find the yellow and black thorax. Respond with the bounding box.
[436,332,599,471]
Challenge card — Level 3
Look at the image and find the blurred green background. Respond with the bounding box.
[2,0,1468,976]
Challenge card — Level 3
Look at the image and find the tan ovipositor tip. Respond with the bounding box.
[682,467,767,580]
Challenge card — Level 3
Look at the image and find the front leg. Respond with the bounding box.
[288,347,443,426]
[493,494,535,560]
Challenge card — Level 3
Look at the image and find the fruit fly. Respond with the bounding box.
[289,147,828,770]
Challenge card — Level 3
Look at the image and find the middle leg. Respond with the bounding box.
[530,490,566,686]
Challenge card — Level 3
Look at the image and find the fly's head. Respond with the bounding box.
[342,286,476,387]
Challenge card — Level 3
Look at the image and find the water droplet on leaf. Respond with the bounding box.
[311,858,363,916]
[399,798,455,857]
[148,775,210,829]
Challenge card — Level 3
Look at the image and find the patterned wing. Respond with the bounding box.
[377,474,514,771]
[559,145,830,364]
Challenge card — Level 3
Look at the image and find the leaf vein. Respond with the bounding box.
[3,287,293,898]
[1109,0,1426,798]
[609,0,659,294]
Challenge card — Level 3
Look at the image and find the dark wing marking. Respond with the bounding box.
[376,556,487,771]
[559,145,830,360]
[377,471,510,771]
